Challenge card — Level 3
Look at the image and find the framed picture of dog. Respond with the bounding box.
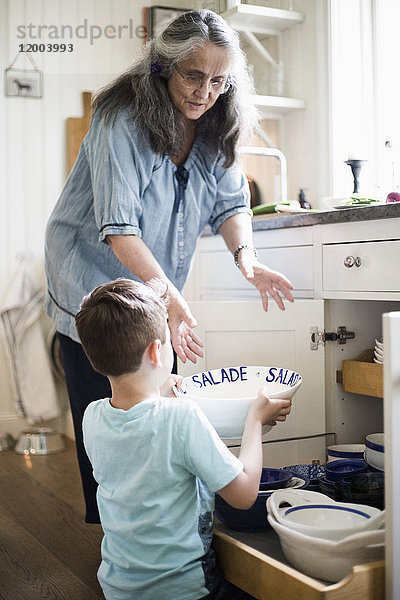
[5,68,42,98]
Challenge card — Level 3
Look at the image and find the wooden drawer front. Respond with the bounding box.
[323,240,400,292]
[198,246,313,293]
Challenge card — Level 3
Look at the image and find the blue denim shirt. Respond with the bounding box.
[45,108,251,342]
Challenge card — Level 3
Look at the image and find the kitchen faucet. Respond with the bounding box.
[240,145,288,205]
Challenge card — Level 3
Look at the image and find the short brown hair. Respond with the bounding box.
[75,278,168,376]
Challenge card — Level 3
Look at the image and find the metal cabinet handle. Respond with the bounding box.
[344,255,362,268]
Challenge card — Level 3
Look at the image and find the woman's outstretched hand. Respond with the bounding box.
[167,287,203,363]
[238,249,294,311]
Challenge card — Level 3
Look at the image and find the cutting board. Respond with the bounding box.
[66,91,92,172]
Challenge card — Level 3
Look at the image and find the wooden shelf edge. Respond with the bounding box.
[342,349,383,398]
[212,529,384,600]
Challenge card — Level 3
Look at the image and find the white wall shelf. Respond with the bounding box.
[252,94,306,118]
[221,4,305,35]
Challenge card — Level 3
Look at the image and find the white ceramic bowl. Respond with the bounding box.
[173,365,302,439]
[267,488,380,541]
[364,433,384,471]
[267,513,385,583]
[327,444,365,462]
[375,339,384,351]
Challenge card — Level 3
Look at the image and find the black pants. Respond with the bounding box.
[57,332,178,523]
[57,332,109,523]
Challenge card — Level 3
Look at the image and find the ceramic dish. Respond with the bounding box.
[215,472,308,532]
[334,472,384,509]
[326,444,365,462]
[324,459,368,482]
[259,468,292,491]
[267,512,385,583]
[365,433,384,471]
[173,365,302,439]
[282,464,325,486]
[267,488,381,541]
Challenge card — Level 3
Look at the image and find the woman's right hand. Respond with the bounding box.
[167,286,204,364]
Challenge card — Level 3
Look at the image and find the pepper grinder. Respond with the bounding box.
[345,159,367,194]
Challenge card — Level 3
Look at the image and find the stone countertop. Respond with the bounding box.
[252,202,400,232]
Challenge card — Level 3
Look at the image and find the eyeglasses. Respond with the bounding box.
[175,68,230,94]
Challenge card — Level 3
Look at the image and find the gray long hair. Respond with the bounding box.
[92,10,257,168]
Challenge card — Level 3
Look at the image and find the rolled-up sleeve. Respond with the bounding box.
[208,161,252,235]
[84,112,147,242]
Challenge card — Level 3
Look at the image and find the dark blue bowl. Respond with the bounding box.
[215,492,271,531]
[325,459,368,482]
[215,472,308,531]
[334,472,384,509]
[259,468,293,491]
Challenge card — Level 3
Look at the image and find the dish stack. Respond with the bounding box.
[215,467,309,531]
[373,339,384,364]
[267,488,385,583]
[364,433,384,471]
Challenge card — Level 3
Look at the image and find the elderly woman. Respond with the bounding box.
[45,9,293,525]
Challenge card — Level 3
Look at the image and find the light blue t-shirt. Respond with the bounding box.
[82,396,243,600]
[45,108,251,342]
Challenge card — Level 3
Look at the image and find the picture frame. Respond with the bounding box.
[5,67,43,98]
[148,6,189,39]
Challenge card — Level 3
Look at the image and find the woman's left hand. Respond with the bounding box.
[238,249,294,311]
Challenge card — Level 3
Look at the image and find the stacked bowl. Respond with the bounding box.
[364,433,384,471]
[215,467,308,531]
[266,488,385,582]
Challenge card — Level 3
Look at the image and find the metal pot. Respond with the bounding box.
[15,428,65,455]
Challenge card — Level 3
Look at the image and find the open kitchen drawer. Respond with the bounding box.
[212,528,384,600]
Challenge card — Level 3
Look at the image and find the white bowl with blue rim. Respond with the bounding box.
[364,433,384,471]
[267,488,381,541]
[267,510,385,582]
[173,365,302,439]
[326,444,365,462]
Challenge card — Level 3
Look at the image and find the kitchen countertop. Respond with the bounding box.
[252,202,400,232]
[202,202,400,236]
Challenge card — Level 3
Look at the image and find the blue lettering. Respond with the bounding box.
[209,371,221,385]
[202,372,213,387]
[229,368,240,382]
[275,368,284,384]
[221,368,230,383]
[192,374,202,388]
[282,369,289,385]
[266,367,277,383]
[240,366,248,381]
[287,372,295,386]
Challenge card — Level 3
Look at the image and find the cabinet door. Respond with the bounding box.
[383,311,400,600]
[178,299,326,466]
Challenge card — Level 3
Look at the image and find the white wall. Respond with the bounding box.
[0,0,146,436]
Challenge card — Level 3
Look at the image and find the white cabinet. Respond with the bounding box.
[323,240,400,294]
[178,299,326,467]
[220,3,306,117]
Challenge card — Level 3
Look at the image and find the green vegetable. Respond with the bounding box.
[252,202,290,215]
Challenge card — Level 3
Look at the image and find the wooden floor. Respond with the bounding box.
[0,439,104,600]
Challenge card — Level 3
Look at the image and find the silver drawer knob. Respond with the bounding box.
[344,255,362,268]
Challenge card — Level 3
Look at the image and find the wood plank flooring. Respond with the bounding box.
[0,439,104,600]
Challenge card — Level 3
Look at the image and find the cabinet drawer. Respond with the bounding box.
[198,246,313,294]
[323,240,400,292]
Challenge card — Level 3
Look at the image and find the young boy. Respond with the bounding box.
[76,278,291,600]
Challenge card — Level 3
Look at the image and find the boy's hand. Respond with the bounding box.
[160,374,183,397]
[249,387,292,426]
